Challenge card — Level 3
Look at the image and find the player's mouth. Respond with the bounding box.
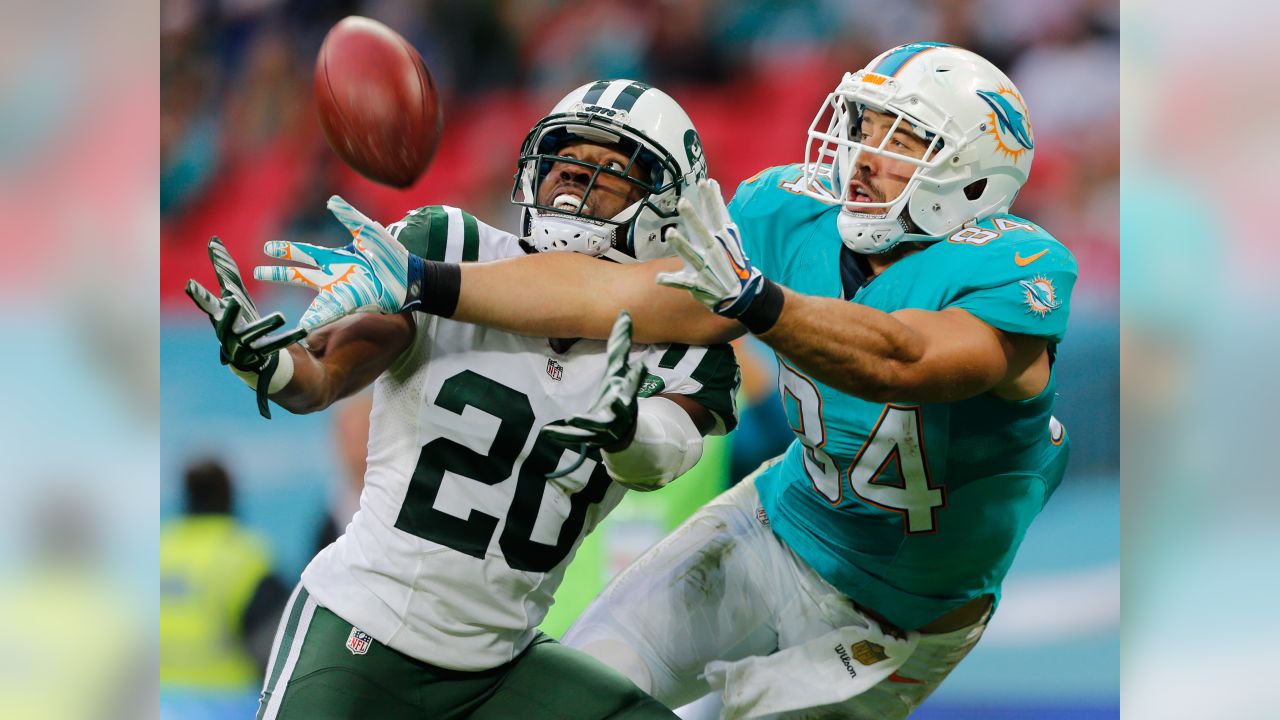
[850,180,878,204]
[551,188,590,214]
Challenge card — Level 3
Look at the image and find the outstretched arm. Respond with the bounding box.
[758,294,1046,403]
[659,180,1048,404]
[271,313,414,414]
[188,234,415,417]
[454,253,740,346]
[252,196,742,352]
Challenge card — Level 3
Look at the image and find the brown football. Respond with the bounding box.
[314,16,442,188]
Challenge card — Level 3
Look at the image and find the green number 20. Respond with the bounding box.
[394,370,613,572]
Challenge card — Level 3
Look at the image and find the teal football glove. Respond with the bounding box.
[656,178,765,318]
[253,195,417,340]
[185,237,304,418]
[541,311,645,478]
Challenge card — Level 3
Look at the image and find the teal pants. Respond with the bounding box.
[256,588,675,719]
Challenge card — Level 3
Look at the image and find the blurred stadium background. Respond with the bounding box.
[160,0,1118,718]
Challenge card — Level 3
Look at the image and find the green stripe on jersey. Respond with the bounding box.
[461,211,479,262]
[424,207,450,261]
[394,206,445,260]
[685,343,741,433]
[395,206,485,262]
[658,344,688,369]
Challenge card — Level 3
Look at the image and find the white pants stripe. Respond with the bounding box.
[260,584,303,697]
[258,588,318,720]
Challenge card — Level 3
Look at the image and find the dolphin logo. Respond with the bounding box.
[1019,275,1060,317]
[977,89,1034,151]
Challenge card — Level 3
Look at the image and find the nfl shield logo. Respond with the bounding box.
[346,627,372,656]
[546,359,564,381]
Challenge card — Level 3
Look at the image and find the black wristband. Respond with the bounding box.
[737,278,785,335]
[404,255,461,318]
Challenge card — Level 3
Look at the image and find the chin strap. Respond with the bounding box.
[837,209,914,254]
[527,212,615,255]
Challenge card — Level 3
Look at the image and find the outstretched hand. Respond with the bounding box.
[655,178,765,318]
[185,237,303,417]
[541,311,645,478]
[252,195,415,348]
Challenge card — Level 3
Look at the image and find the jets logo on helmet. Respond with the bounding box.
[796,43,1036,254]
[511,79,707,263]
[684,129,707,178]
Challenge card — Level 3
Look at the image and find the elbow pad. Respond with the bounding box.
[603,396,704,492]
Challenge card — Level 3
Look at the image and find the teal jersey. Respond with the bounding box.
[730,165,1077,630]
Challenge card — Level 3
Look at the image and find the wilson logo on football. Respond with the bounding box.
[850,640,889,666]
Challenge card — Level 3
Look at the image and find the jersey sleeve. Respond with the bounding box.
[943,232,1078,343]
[387,205,523,263]
[727,164,803,277]
[727,168,776,263]
[639,343,741,435]
[727,164,833,285]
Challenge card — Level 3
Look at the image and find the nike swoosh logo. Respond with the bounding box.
[719,229,752,281]
[1014,249,1048,266]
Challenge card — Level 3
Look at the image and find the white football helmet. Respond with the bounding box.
[512,79,708,263]
[797,42,1036,254]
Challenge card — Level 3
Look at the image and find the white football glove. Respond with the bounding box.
[252,195,415,343]
[656,178,765,317]
[541,311,645,478]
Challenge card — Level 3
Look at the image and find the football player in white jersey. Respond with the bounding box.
[185,80,739,719]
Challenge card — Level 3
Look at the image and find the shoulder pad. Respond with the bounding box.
[730,164,806,212]
[387,205,483,262]
[935,215,1077,342]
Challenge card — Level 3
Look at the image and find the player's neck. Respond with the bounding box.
[864,243,925,279]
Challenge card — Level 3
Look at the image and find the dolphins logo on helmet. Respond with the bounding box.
[977,88,1034,161]
[796,43,1037,255]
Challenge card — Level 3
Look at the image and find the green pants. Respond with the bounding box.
[256,588,675,719]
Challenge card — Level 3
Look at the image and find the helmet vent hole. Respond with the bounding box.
[963,179,987,201]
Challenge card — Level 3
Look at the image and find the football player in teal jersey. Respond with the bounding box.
[259,42,1077,719]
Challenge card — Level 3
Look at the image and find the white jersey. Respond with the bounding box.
[302,206,740,671]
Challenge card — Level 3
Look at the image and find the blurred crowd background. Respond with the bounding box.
[161,0,1118,301]
[159,0,1119,718]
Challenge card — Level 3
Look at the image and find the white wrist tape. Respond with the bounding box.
[603,396,704,492]
[230,349,295,394]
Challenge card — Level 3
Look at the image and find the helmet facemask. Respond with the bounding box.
[513,114,682,261]
[799,70,1003,254]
